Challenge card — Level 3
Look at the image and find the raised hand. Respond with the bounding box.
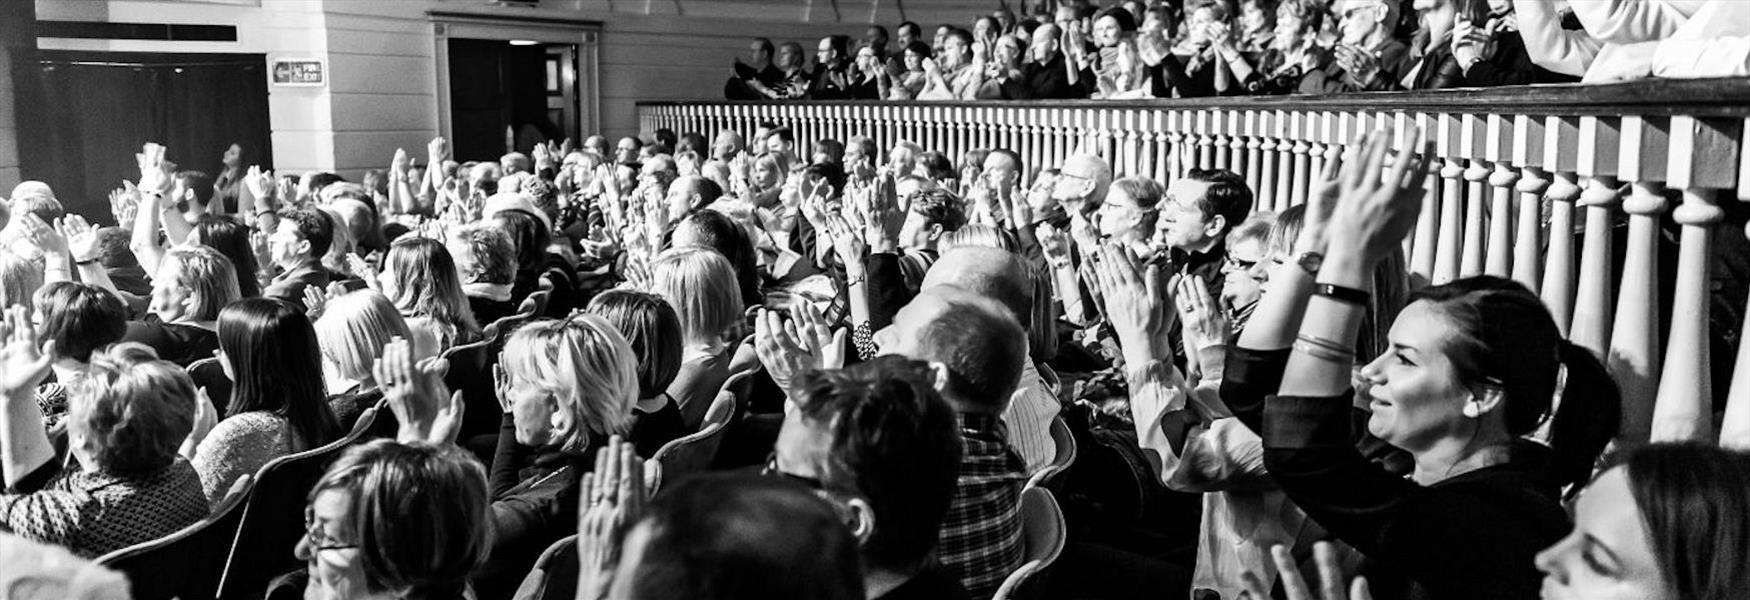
[1174,275,1229,353]
[245,165,275,206]
[1241,542,1372,600]
[824,214,868,274]
[180,387,219,460]
[0,306,54,400]
[790,301,846,371]
[1093,243,1175,367]
[21,214,68,258]
[1325,127,1430,266]
[427,136,450,164]
[753,308,816,397]
[1037,222,1072,266]
[1299,142,1347,253]
[577,436,648,600]
[60,214,101,264]
[863,173,904,254]
[375,336,458,445]
[110,183,142,227]
[137,143,175,195]
[347,254,380,291]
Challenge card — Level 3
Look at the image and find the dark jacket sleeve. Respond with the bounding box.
[1219,347,1290,433]
[865,252,912,330]
[489,412,530,498]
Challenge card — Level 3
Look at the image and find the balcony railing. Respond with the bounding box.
[638,77,1750,448]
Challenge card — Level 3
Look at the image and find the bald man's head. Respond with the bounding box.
[921,246,1032,328]
[1054,154,1114,210]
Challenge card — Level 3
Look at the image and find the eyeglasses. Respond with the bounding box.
[762,454,824,490]
[304,506,359,552]
[1225,255,1260,271]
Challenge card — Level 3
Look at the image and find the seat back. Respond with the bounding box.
[482,299,541,346]
[186,357,234,415]
[992,487,1067,600]
[509,534,578,600]
[650,390,736,489]
[440,336,502,448]
[96,476,254,600]
[1025,417,1078,492]
[520,288,552,319]
[215,407,379,600]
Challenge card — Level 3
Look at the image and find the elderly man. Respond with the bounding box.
[1330,0,1413,90]
[1017,23,1087,98]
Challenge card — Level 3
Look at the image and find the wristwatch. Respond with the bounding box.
[1294,250,1324,276]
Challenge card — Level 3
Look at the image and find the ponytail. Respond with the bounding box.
[1547,341,1622,491]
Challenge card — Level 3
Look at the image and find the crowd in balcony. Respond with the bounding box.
[725,0,1750,101]
[3,4,1750,599]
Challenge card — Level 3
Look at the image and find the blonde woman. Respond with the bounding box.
[0,250,43,309]
[314,290,421,429]
[649,247,745,430]
[477,313,638,599]
[124,245,241,367]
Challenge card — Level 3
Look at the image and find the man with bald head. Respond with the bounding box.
[1053,153,1114,218]
[1018,23,1087,98]
[921,247,1061,474]
[663,175,723,221]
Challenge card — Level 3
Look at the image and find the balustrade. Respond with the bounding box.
[640,78,1750,447]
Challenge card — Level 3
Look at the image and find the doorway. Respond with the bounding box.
[446,39,577,163]
[431,13,600,163]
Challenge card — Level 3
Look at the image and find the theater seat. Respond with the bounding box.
[96,475,254,600]
[1025,417,1077,493]
[215,406,380,600]
[186,357,234,415]
[510,534,578,600]
[992,487,1066,600]
[441,336,501,463]
[650,389,736,490]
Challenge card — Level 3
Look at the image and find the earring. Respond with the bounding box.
[1462,401,1480,418]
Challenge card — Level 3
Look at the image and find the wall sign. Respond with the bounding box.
[271,58,326,86]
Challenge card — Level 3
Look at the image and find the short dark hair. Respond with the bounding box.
[308,172,346,195]
[898,21,922,36]
[813,138,845,165]
[803,161,847,197]
[587,290,683,400]
[768,125,795,144]
[913,288,1026,411]
[1185,168,1253,236]
[946,27,974,47]
[753,37,775,55]
[904,40,934,59]
[795,356,963,572]
[909,189,966,232]
[34,282,127,363]
[278,206,335,258]
[624,474,863,600]
[176,170,215,209]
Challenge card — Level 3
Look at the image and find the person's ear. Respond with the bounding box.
[842,497,878,544]
[547,395,574,438]
[926,223,945,240]
[1465,384,1504,418]
[295,238,313,257]
[1204,214,1227,238]
[928,361,952,393]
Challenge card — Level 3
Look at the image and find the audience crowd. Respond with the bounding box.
[3,2,1750,599]
[727,0,1750,101]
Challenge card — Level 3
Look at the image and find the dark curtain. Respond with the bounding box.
[17,52,271,226]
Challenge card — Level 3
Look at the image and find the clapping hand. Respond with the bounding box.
[245,165,275,206]
[1333,44,1383,84]
[110,182,142,226]
[1240,542,1372,600]
[1325,127,1430,267]
[302,281,349,321]
[136,143,175,196]
[1092,243,1175,368]
[60,214,101,264]
[375,336,464,445]
[1174,275,1229,354]
[861,173,904,254]
[20,214,68,258]
[180,387,219,460]
[577,436,648,600]
[1451,15,1499,66]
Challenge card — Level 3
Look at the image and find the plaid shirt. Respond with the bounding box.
[1,457,210,558]
[938,413,1026,599]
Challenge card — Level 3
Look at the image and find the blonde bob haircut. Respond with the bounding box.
[500,313,638,453]
[650,247,745,350]
[315,290,414,384]
[159,245,242,321]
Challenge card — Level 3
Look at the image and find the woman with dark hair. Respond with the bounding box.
[30,282,128,432]
[914,151,957,189]
[189,215,263,298]
[1537,443,1750,600]
[213,142,246,215]
[889,41,933,100]
[1252,131,1618,599]
[587,290,687,458]
[193,298,343,500]
[377,236,479,353]
[670,210,763,309]
[488,207,577,317]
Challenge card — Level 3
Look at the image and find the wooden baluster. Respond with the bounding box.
[1150,111,1168,184]
[1289,112,1311,207]
[1512,116,1549,292]
[1432,114,1465,284]
[1271,110,1293,213]
[1130,110,1148,177]
[1168,110,1189,182]
[1610,115,1670,444]
[1243,111,1262,196]
[1540,116,1581,336]
[1407,112,1439,282]
[1652,117,1738,442]
[1459,114,1490,277]
[1483,115,1518,277]
[1189,110,1208,170]
[1307,111,1329,190]
[1211,111,1231,171]
[1570,116,1623,357]
[1257,112,1278,211]
[1726,124,1750,448]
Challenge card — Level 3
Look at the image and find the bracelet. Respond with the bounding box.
[1314,283,1370,306]
[845,276,866,288]
[1294,333,1355,363]
[74,258,98,266]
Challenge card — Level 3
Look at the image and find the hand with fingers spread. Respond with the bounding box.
[863,173,904,255]
[1326,128,1431,268]
[1093,243,1176,368]
[137,143,176,196]
[753,308,816,397]
[1037,222,1073,267]
[576,436,648,600]
[302,282,346,321]
[21,214,68,258]
[790,302,847,371]
[375,336,460,445]
[348,254,381,291]
[0,306,55,401]
[60,214,102,264]
[245,165,275,206]
[825,213,868,275]
[1240,542,1372,600]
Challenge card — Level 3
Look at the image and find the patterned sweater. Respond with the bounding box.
[0,458,210,558]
